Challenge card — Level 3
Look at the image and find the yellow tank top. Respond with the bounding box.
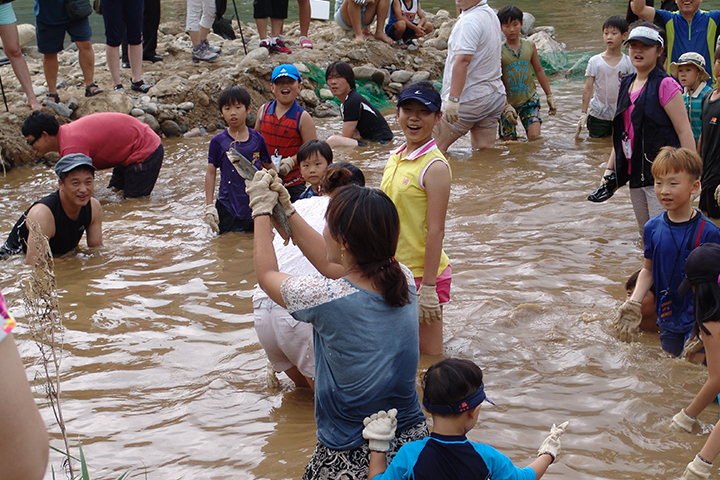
[380,140,451,278]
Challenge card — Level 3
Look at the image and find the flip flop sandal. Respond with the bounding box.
[85,83,103,97]
[42,93,60,105]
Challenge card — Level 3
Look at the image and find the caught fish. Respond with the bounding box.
[227,147,292,241]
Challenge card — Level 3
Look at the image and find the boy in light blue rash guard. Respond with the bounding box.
[363,358,569,480]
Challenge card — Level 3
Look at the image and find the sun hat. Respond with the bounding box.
[422,382,495,414]
[54,153,95,177]
[678,243,720,296]
[397,86,442,112]
[624,26,664,47]
[669,52,711,82]
[271,64,301,83]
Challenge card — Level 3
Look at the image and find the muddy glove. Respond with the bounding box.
[547,94,557,115]
[612,300,642,342]
[363,409,397,452]
[247,170,278,218]
[672,408,697,433]
[682,336,704,361]
[502,103,518,126]
[418,283,441,324]
[445,100,460,124]
[269,174,296,218]
[715,184,720,208]
[682,455,713,480]
[204,204,219,233]
[279,157,295,177]
[537,421,569,463]
[575,113,588,138]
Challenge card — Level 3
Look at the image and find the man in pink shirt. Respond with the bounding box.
[22,111,163,198]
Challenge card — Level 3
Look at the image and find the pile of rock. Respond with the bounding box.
[0,9,566,168]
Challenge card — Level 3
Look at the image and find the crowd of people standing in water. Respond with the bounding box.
[5,0,720,478]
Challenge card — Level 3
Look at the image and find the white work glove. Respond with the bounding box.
[672,408,697,433]
[363,408,397,452]
[502,103,518,126]
[269,173,296,218]
[575,113,588,138]
[715,184,720,208]
[204,204,219,233]
[246,170,278,218]
[279,157,295,177]
[445,100,460,124]
[682,454,713,480]
[612,300,642,342]
[537,421,569,463]
[417,283,441,324]
[547,94,557,115]
[682,336,704,361]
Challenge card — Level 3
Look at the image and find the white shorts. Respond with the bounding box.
[253,299,315,379]
[442,91,506,136]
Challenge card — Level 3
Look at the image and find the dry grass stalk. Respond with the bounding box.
[23,218,75,478]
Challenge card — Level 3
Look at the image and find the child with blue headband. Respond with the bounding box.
[362,358,568,480]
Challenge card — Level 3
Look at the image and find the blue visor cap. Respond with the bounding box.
[397,87,442,112]
[423,383,496,414]
[272,64,301,82]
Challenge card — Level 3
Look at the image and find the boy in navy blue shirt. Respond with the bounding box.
[613,147,720,354]
[362,358,567,480]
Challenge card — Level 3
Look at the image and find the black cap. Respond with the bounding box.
[397,86,442,112]
[678,243,720,296]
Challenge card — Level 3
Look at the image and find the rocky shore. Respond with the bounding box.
[0,10,564,168]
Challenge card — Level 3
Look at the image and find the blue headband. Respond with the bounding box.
[423,383,495,414]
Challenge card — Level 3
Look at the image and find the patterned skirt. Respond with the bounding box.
[303,421,429,480]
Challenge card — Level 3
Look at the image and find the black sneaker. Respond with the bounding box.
[131,79,152,93]
[113,84,126,93]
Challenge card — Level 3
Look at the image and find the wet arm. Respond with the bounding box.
[368,451,387,479]
[531,43,552,97]
[686,322,720,417]
[0,334,49,480]
[449,54,472,98]
[205,164,217,205]
[288,213,345,279]
[527,454,553,479]
[422,161,450,285]
[86,198,103,248]
[629,258,653,304]
[630,0,656,21]
[582,76,595,113]
[606,147,616,170]
[24,204,56,266]
[253,215,290,307]
[341,120,359,139]
[665,91,696,150]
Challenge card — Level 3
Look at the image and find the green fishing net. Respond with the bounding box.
[303,62,394,110]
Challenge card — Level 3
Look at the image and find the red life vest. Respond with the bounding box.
[258,100,305,188]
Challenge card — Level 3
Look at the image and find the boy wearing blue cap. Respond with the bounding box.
[362,358,568,480]
[255,64,317,202]
[0,153,103,265]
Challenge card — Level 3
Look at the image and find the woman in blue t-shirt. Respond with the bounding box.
[249,175,427,480]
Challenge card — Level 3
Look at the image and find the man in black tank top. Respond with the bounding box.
[0,154,103,265]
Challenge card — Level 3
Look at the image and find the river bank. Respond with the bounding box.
[0,9,565,169]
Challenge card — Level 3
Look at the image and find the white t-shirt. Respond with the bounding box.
[442,0,505,103]
[252,195,330,305]
[585,53,636,120]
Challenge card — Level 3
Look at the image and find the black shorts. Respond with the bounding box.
[253,0,288,19]
[216,200,253,234]
[108,143,163,198]
[587,115,613,138]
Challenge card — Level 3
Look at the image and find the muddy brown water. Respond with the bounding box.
[4,0,720,478]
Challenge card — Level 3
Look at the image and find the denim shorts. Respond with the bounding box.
[335,3,371,31]
[36,17,92,54]
[0,3,17,26]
